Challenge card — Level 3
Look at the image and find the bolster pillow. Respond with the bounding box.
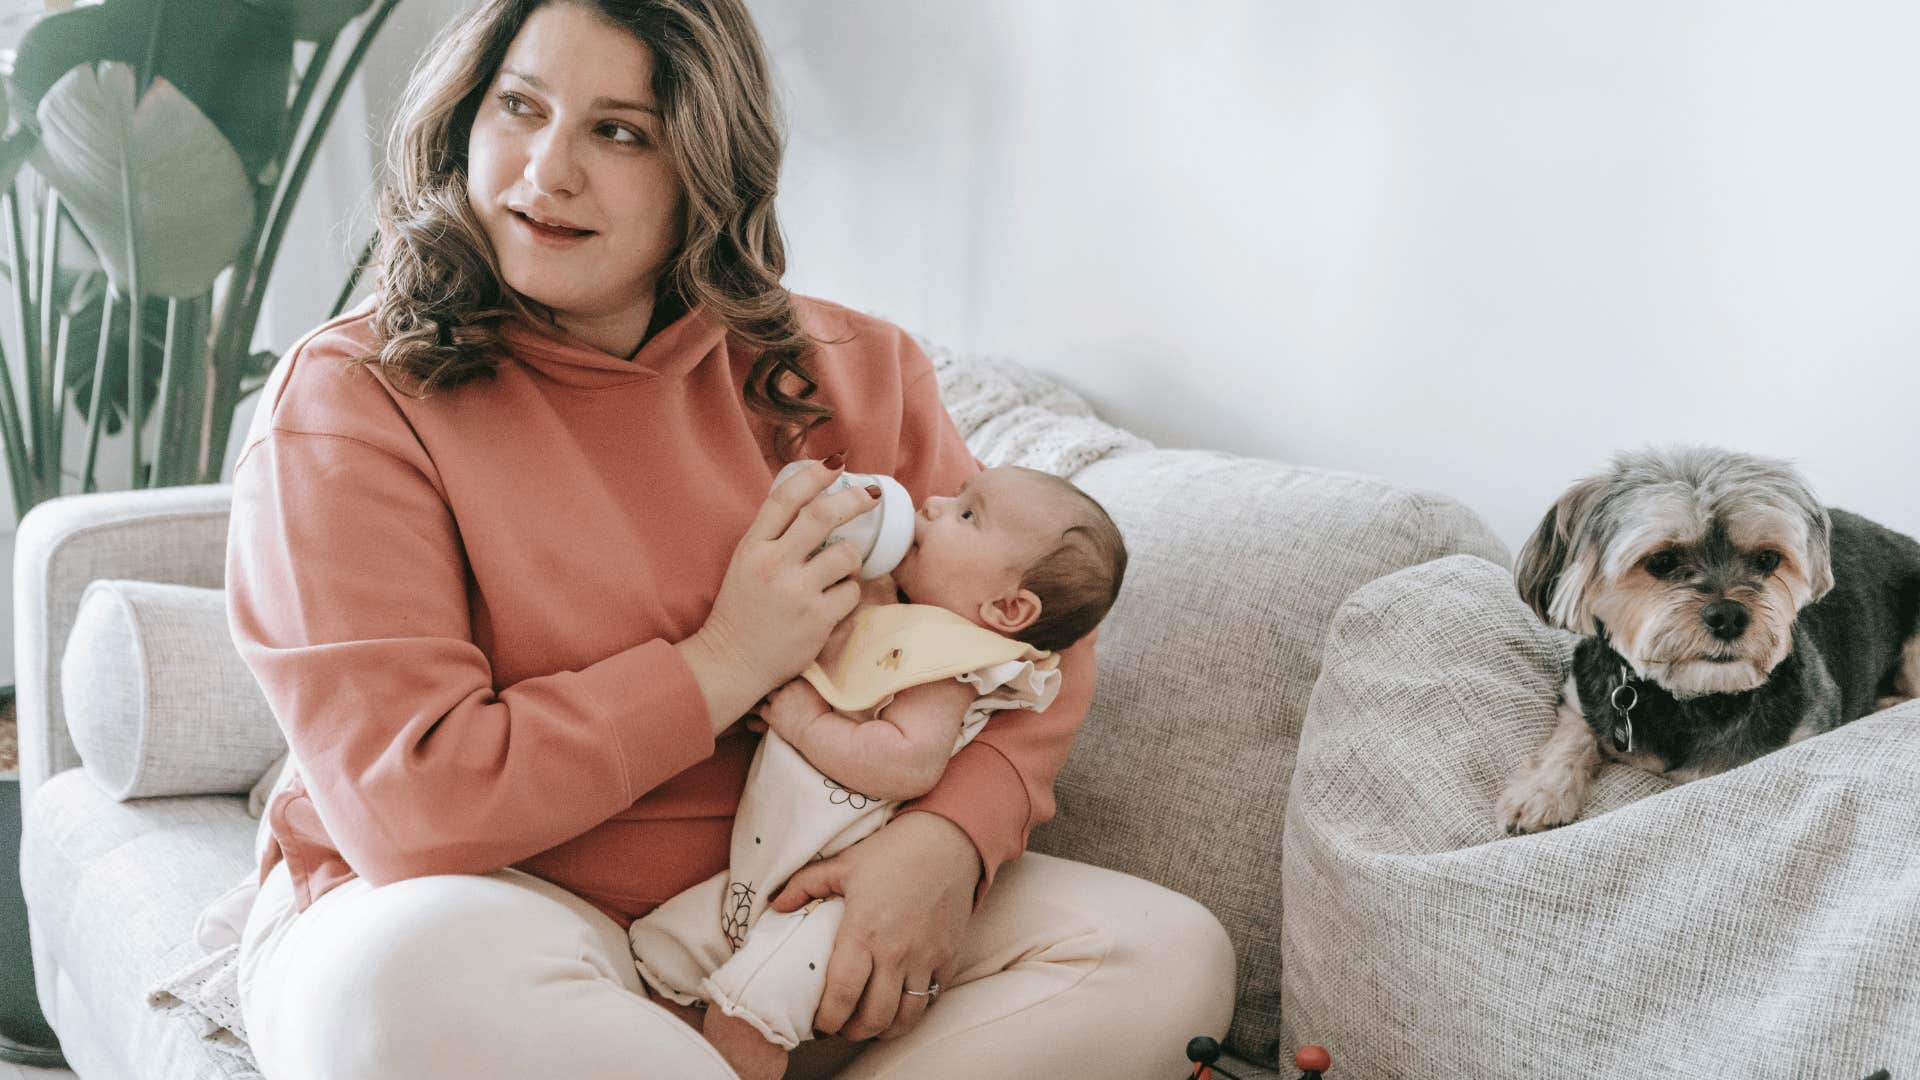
[61,580,285,800]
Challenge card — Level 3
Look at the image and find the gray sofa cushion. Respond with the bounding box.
[1283,554,1920,1078]
[1026,450,1509,1065]
[62,580,284,800]
[21,769,259,1079]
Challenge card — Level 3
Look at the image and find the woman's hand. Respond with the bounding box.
[768,812,980,1042]
[679,459,879,734]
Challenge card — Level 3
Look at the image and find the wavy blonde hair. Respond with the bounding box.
[362,0,826,452]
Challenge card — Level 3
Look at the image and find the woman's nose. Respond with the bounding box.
[524,128,585,196]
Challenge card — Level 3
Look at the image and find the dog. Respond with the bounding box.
[1494,446,1920,836]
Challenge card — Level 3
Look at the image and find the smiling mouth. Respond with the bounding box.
[513,210,594,238]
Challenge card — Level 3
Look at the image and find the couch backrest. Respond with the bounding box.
[924,345,1512,1064]
[1022,448,1508,1064]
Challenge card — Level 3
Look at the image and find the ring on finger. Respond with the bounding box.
[902,981,941,999]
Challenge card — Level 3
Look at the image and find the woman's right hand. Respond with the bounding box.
[679,459,879,733]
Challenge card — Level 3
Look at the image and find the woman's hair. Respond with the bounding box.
[1015,474,1129,654]
[363,0,827,455]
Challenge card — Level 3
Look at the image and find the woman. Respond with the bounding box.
[228,1,1234,1076]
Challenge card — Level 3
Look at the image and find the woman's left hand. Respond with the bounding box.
[767,811,979,1041]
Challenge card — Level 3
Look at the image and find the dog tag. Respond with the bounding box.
[1609,714,1634,754]
[1609,678,1638,753]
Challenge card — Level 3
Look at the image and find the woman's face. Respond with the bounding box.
[466,1,684,339]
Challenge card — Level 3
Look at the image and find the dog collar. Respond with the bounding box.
[1607,663,1639,753]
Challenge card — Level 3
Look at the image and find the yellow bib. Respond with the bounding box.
[800,604,1047,712]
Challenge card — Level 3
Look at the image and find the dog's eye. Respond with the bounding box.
[1751,550,1782,574]
[1644,551,1680,578]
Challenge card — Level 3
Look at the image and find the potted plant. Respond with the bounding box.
[0,0,401,1064]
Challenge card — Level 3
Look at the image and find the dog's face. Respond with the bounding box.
[1516,447,1835,699]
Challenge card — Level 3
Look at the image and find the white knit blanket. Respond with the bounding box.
[146,942,261,1077]
[917,334,1152,478]
[144,338,1146,1072]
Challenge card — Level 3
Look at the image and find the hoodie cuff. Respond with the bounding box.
[574,638,717,800]
[901,742,1031,906]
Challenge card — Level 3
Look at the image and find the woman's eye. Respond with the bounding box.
[600,123,646,146]
[498,92,530,116]
[1644,552,1679,578]
[1752,551,1782,574]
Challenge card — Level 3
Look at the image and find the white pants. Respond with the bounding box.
[237,852,1236,1079]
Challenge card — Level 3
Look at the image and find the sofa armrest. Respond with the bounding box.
[12,484,234,800]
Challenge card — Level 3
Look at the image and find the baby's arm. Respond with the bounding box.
[762,676,974,800]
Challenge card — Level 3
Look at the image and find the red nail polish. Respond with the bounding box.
[822,451,847,470]
[865,484,883,498]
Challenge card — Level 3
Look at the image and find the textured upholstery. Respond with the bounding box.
[63,580,284,801]
[1283,555,1920,1078]
[18,353,1510,1078]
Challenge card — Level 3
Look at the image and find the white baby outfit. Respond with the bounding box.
[628,603,1061,1049]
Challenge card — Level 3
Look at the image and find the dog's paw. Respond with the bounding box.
[1494,768,1585,836]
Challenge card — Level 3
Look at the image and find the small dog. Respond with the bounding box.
[1494,446,1920,835]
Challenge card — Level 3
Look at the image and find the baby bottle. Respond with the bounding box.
[772,459,915,580]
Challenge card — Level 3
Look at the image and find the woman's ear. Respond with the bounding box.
[979,589,1042,635]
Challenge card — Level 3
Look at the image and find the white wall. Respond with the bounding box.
[747,0,1920,552]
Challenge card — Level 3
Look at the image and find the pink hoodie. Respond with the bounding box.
[226,297,1094,925]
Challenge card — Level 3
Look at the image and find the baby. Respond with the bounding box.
[630,465,1128,1080]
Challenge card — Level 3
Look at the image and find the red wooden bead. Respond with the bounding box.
[1295,1045,1332,1071]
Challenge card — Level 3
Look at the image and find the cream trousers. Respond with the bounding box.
[237,851,1235,1079]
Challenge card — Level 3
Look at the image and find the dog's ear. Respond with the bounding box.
[1516,474,1606,630]
[1801,503,1835,604]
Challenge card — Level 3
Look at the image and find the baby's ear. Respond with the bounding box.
[979,589,1042,635]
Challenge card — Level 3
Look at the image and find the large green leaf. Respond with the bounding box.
[31,63,256,299]
[57,271,171,437]
[238,0,377,41]
[8,0,293,177]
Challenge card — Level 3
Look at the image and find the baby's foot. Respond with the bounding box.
[703,1006,789,1080]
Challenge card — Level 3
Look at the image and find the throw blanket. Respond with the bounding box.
[144,338,1148,1068]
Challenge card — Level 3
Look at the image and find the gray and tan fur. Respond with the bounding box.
[1495,446,1920,835]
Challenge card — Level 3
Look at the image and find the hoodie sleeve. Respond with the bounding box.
[227,402,715,888]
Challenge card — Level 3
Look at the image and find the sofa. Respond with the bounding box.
[21,347,1911,1078]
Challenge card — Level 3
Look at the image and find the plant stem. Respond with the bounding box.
[119,154,144,490]
[4,190,39,434]
[330,230,379,320]
[0,189,36,519]
[50,308,72,498]
[81,293,113,495]
[33,188,60,499]
[199,0,400,484]
[152,297,179,488]
[245,0,400,324]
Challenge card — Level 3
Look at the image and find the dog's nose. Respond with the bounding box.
[1701,599,1750,640]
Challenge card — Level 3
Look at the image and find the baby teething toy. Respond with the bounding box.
[773,459,915,580]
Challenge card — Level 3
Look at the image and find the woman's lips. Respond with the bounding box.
[512,210,595,244]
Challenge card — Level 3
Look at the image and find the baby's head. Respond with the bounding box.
[891,466,1128,652]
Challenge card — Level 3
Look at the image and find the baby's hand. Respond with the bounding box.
[764,678,833,742]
